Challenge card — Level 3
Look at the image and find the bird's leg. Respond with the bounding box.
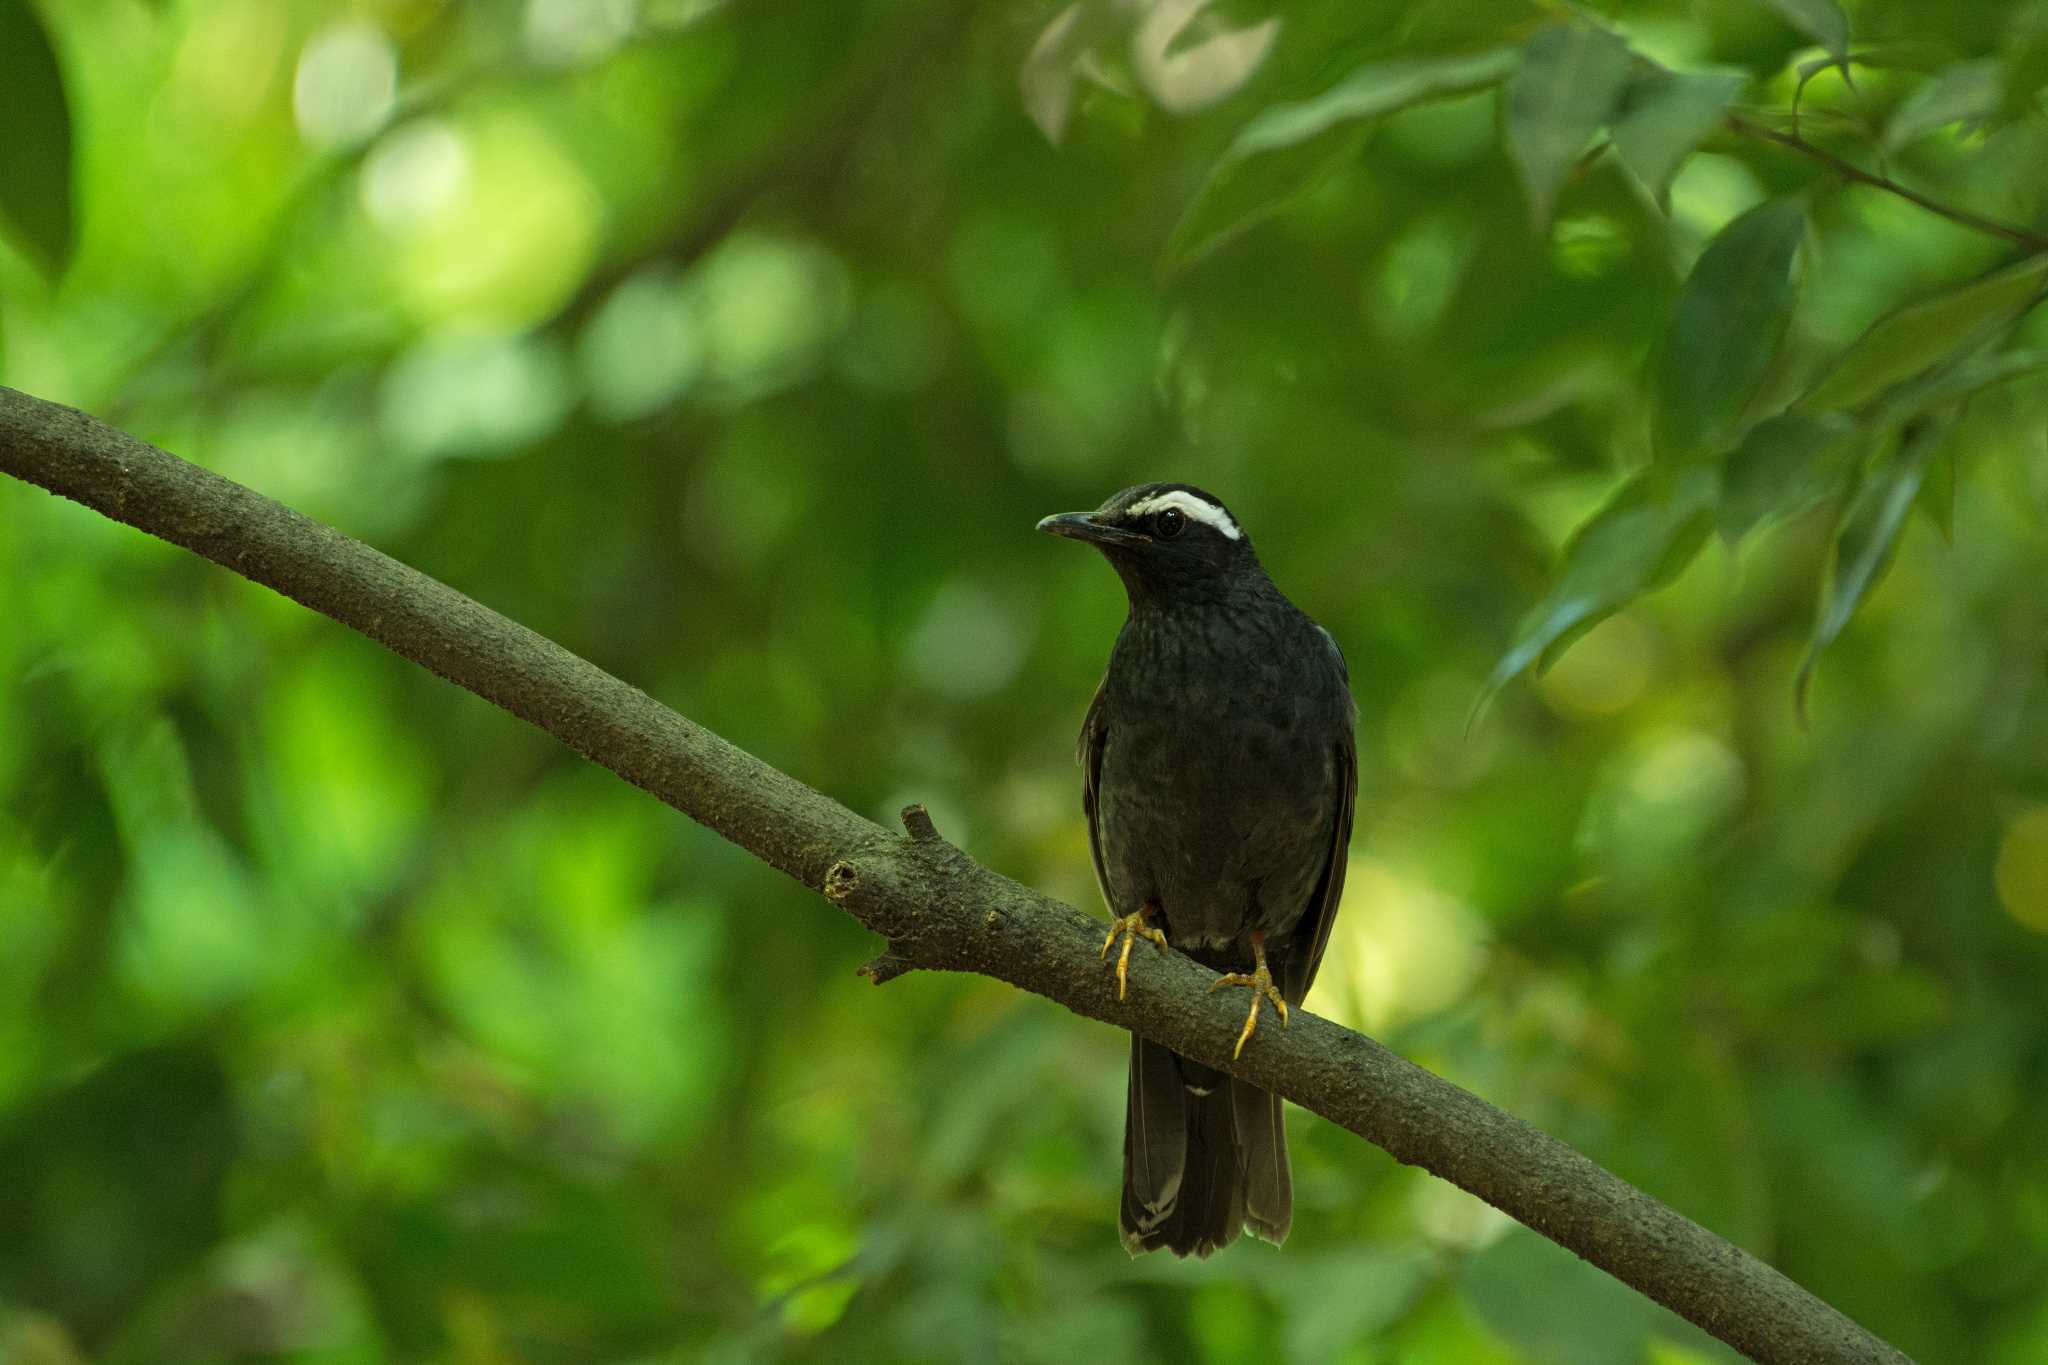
[1101,900,1170,1001]
[1208,930,1288,1059]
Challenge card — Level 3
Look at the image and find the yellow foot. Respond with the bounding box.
[1100,902,1169,1001]
[1208,930,1288,1059]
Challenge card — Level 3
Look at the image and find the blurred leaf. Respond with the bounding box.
[1884,57,2003,152]
[1273,1246,1435,1365]
[1916,441,1955,541]
[1649,197,1805,461]
[1756,0,1849,64]
[1798,413,1953,709]
[1131,0,1280,115]
[1483,466,1717,705]
[0,0,74,274]
[1611,68,1746,206]
[0,1046,235,1337]
[1505,24,1634,230]
[1718,409,1862,542]
[1865,348,2048,428]
[1795,44,1948,86]
[1463,1229,1735,1365]
[1021,4,1094,144]
[1798,254,2048,414]
[1162,46,1517,272]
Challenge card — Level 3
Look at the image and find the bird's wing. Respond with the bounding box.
[1079,673,1116,913]
[1287,631,1358,1003]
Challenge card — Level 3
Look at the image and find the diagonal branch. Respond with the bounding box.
[0,384,1912,1365]
[1728,113,2048,253]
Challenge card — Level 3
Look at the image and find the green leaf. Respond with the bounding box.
[1884,58,2003,152]
[1649,197,1806,461]
[1866,347,2048,428]
[1757,0,1850,64]
[1162,46,1518,273]
[0,0,75,275]
[1798,414,1952,711]
[1797,254,2048,414]
[1505,24,1635,230]
[1610,68,1745,206]
[1481,466,1717,706]
[1917,441,1955,542]
[1718,409,1862,543]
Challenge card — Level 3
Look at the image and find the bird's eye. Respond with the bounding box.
[1154,507,1186,539]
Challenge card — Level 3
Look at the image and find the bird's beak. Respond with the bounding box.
[1036,511,1151,546]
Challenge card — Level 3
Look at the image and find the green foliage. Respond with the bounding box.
[5,0,2048,1362]
[1163,46,1519,273]
[0,0,73,275]
[1649,197,1807,462]
[1505,25,1635,232]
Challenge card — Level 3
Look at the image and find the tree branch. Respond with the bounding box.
[1729,113,2048,254]
[0,384,1913,1365]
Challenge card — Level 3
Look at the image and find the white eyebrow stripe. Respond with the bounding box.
[1123,490,1241,540]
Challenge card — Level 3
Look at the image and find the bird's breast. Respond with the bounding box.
[1094,617,1346,950]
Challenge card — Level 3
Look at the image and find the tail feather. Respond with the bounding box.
[1120,1036,1290,1257]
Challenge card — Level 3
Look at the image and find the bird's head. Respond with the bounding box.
[1036,483,1258,601]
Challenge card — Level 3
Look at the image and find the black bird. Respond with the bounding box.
[1038,483,1356,1258]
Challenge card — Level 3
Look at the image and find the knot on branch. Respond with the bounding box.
[823,859,860,903]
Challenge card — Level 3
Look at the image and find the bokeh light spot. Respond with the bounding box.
[361,120,470,228]
[1994,807,2048,933]
[293,22,397,146]
[579,265,704,421]
[1537,612,1656,718]
[905,579,1034,699]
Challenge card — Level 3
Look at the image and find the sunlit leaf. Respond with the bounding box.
[0,0,74,274]
[1611,68,1745,207]
[1021,3,1091,144]
[1649,197,1805,461]
[1718,409,1862,543]
[1883,58,2002,152]
[1505,24,1634,230]
[1797,254,2048,414]
[1162,46,1517,272]
[1798,414,1953,710]
[1482,466,1717,706]
[1757,0,1849,64]
[1131,0,1280,115]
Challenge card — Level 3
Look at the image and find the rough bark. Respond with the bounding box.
[0,383,1914,1365]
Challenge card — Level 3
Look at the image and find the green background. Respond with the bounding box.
[4,1,2048,1361]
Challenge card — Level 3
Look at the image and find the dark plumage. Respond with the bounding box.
[1038,483,1356,1257]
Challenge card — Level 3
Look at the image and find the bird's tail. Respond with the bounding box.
[1120,1035,1291,1257]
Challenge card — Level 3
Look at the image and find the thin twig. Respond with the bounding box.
[1729,113,2048,253]
[0,384,1915,1365]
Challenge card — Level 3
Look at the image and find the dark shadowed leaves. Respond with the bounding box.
[1649,197,1806,461]
[1611,68,1745,206]
[1162,46,1518,272]
[1505,24,1634,231]
[1798,254,2048,414]
[1482,465,1717,706]
[1719,409,1862,543]
[0,0,74,275]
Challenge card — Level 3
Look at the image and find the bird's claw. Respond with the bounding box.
[1101,903,1168,1001]
[1208,933,1287,1059]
